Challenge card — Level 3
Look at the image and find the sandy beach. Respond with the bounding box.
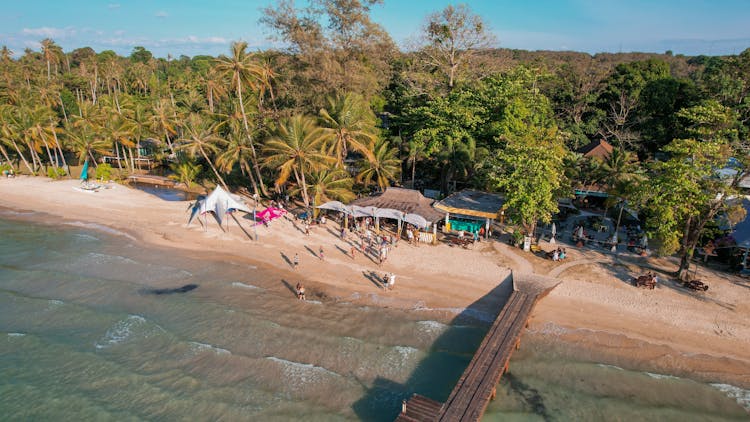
[1,176,749,391]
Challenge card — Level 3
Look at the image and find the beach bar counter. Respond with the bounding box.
[433,190,505,239]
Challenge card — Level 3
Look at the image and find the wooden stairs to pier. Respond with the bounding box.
[396,274,555,422]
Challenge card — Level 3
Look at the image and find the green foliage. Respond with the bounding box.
[95,163,113,181]
[169,160,202,188]
[489,126,568,234]
[129,46,153,64]
[46,166,67,179]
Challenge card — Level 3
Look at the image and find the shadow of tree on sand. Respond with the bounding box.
[352,273,515,421]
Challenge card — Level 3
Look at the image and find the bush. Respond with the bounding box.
[169,160,202,188]
[46,166,67,179]
[95,163,113,181]
[511,229,525,246]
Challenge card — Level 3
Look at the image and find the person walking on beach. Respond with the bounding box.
[350,245,356,259]
[319,246,325,261]
[293,253,299,270]
[296,283,306,300]
[304,223,310,236]
[361,240,366,256]
[387,273,396,291]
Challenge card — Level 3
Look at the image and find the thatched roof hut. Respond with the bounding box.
[434,190,505,220]
[350,187,445,222]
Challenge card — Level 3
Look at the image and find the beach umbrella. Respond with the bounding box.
[550,222,557,244]
[80,160,89,181]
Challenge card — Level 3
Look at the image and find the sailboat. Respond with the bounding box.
[75,160,101,192]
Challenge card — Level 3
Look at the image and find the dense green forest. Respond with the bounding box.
[1,2,749,277]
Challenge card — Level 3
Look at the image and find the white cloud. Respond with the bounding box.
[155,11,168,18]
[21,26,77,39]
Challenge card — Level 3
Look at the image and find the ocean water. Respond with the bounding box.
[0,214,747,421]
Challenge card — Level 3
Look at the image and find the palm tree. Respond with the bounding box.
[262,115,334,207]
[404,138,426,188]
[177,117,228,190]
[216,124,259,194]
[597,148,642,194]
[305,168,356,207]
[214,41,267,196]
[150,98,178,154]
[356,137,401,191]
[202,67,228,113]
[0,105,33,173]
[319,93,378,166]
[40,38,62,80]
[68,103,110,165]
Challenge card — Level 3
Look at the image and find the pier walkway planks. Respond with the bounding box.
[396,273,556,422]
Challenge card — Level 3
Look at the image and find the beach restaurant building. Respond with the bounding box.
[433,190,505,236]
[319,187,445,243]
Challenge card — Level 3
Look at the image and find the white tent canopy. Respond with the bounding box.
[403,213,428,228]
[192,186,252,225]
[317,201,432,229]
[316,200,351,214]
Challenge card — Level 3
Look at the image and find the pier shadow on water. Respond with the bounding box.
[352,273,515,421]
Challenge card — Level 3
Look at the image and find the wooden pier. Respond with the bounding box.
[396,273,557,422]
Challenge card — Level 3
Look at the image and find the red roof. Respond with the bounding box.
[577,139,613,159]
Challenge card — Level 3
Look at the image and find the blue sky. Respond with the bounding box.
[2,0,749,58]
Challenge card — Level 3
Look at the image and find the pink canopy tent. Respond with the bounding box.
[255,206,287,225]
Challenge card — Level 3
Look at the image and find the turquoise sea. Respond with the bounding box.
[1,212,747,421]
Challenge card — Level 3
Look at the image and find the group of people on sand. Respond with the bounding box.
[547,248,568,262]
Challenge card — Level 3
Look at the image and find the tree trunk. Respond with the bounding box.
[242,161,259,197]
[12,140,33,173]
[236,79,267,197]
[677,201,724,280]
[50,124,69,175]
[164,129,175,155]
[114,142,123,172]
[0,144,15,170]
[293,166,309,207]
[58,93,69,124]
[40,135,56,169]
[128,147,135,172]
[88,150,98,167]
[200,146,228,190]
[411,157,416,188]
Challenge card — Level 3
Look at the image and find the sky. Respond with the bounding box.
[2,0,749,58]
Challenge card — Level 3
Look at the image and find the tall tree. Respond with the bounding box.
[262,114,334,207]
[636,100,743,278]
[319,92,378,165]
[419,4,496,90]
[177,117,229,190]
[489,126,568,236]
[356,137,401,190]
[215,41,268,196]
[40,38,63,80]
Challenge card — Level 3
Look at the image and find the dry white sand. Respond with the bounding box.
[1,176,749,388]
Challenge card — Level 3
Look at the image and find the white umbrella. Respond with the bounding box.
[550,223,557,244]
